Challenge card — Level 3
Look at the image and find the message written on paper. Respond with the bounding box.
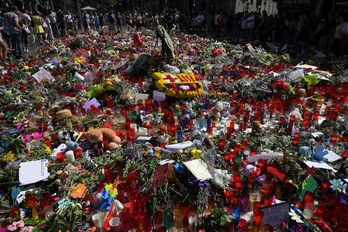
[152,163,169,188]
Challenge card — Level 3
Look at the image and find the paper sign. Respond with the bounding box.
[135,93,149,102]
[311,132,323,138]
[304,160,335,171]
[261,202,289,228]
[153,90,166,103]
[32,68,53,82]
[82,98,101,111]
[152,163,169,188]
[294,64,318,70]
[19,159,50,185]
[165,141,193,152]
[183,159,213,181]
[298,175,318,201]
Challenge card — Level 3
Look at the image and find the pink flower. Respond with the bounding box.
[19,226,34,232]
[14,220,25,227]
[7,224,17,231]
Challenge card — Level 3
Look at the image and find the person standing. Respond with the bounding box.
[0,24,9,66]
[82,11,90,33]
[247,12,255,41]
[57,9,66,36]
[108,10,116,34]
[4,5,23,59]
[48,9,59,38]
[32,11,44,45]
[43,12,54,41]
[17,10,30,53]
[93,12,100,32]
[65,11,74,32]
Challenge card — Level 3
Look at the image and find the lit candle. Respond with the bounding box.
[219,138,225,151]
[287,114,295,135]
[65,150,75,163]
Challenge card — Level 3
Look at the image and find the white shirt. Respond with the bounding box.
[20,13,31,25]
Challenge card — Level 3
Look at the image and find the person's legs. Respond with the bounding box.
[0,40,9,65]
[15,33,23,58]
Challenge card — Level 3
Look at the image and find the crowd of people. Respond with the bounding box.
[181,9,348,57]
[1,5,348,67]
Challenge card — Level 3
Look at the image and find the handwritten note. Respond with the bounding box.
[261,202,289,228]
[32,68,53,82]
[82,98,101,111]
[183,159,213,181]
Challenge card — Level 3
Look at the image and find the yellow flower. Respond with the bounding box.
[24,65,30,71]
[2,151,16,162]
[44,144,51,155]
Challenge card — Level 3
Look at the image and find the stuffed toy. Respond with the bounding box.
[209,101,224,121]
[85,128,122,151]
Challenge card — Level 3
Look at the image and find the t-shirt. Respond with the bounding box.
[20,13,31,25]
[4,11,20,34]
[49,12,57,23]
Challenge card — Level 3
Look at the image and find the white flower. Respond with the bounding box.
[289,208,304,224]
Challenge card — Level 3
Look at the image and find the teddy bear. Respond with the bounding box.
[208,101,224,121]
[85,128,122,153]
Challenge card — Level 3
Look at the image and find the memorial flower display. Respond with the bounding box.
[0,28,347,232]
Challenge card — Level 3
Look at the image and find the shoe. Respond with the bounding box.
[25,49,29,53]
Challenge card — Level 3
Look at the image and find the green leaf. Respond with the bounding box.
[304,74,320,88]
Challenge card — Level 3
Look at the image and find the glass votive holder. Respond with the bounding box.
[109,217,122,232]
[302,201,314,219]
[91,211,103,229]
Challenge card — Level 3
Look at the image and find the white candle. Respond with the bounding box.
[65,151,75,163]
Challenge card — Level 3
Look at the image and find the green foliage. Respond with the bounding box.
[201,202,234,231]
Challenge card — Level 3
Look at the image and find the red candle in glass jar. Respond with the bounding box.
[287,114,295,135]
[303,191,314,203]
[219,138,225,151]
[331,134,338,144]
[279,116,285,125]
[257,159,266,170]
[234,144,240,154]
[25,193,37,208]
[292,138,299,146]
[294,131,300,139]
[226,126,233,140]
[321,180,330,193]
[241,140,248,150]
[127,129,135,143]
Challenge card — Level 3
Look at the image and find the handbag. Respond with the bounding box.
[41,17,48,28]
[24,27,30,34]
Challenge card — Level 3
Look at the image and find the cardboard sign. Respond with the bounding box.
[19,159,50,185]
[152,163,169,188]
[261,202,289,228]
[298,175,318,201]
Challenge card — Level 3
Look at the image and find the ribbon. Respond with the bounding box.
[188,178,209,188]
[97,188,114,211]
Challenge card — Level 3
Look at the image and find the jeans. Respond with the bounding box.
[10,32,23,58]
